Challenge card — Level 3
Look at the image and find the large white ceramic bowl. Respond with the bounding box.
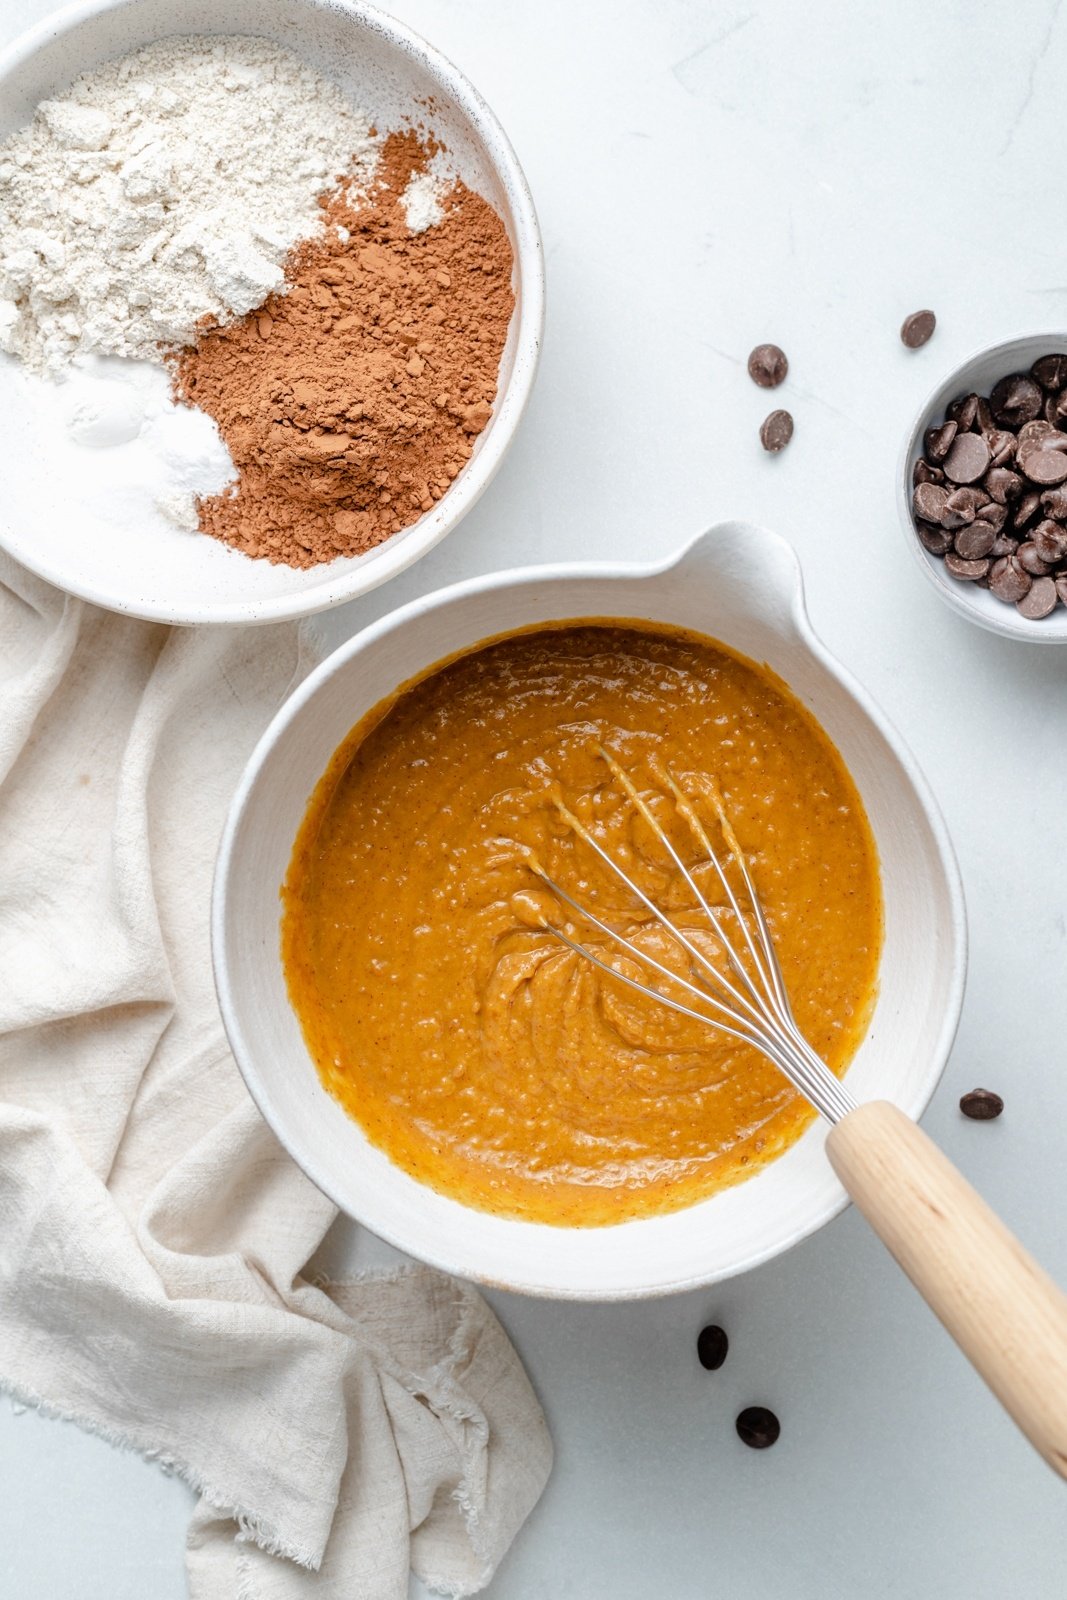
[214,523,967,1299]
[0,0,543,625]
[900,333,1067,644]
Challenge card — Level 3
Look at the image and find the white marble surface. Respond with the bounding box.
[3,0,1067,1595]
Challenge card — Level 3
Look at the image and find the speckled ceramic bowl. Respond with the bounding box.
[900,334,1067,644]
[0,0,543,624]
[214,524,967,1300]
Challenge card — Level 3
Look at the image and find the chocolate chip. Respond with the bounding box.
[1042,390,1067,428]
[960,1088,1004,1120]
[736,1407,780,1449]
[914,458,945,487]
[1057,575,1067,607]
[1013,491,1042,530]
[1017,541,1053,576]
[697,1324,729,1370]
[1033,519,1067,563]
[990,373,1043,427]
[989,554,1032,602]
[941,487,985,528]
[974,500,1007,533]
[1031,354,1067,391]
[901,309,936,349]
[954,522,996,560]
[1017,419,1059,453]
[748,344,788,388]
[924,420,957,462]
[975,396,994,435]
[1019,439,1067,486]
[990,533,1019,558]
[759,409,793,452]
[944,553,991,581]
[1040,486,1067,519]
[984,466,1022,503]
[943,431,991,484]
[913,482,949,523]
[917,522,954,555]
[986,429,1017,468]
[1017,575,1058,617]
[947,392,980,430]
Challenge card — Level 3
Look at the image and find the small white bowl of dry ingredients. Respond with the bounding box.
[902,334,1067,643]
[0,0,542,624]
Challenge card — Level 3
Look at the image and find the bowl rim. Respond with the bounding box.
[0,0,545,626]
[898,331,1067,645]
[212,525,969,1299]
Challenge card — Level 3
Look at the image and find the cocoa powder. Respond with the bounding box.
[175,133,514,566]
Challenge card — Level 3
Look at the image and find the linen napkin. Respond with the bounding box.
[0,552,552,1598]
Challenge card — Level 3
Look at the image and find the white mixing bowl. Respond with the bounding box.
[213,523,967,1299]
[0,0,543,624]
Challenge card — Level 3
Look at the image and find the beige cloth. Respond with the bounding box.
[0,554,551,1598]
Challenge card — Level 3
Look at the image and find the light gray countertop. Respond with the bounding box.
[2,0,1066,1595]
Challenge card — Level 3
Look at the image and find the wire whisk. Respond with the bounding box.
[531,746,854,1124]
[526,746,1067,1481]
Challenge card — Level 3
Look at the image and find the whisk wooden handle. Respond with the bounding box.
[827,1100,1067,1480]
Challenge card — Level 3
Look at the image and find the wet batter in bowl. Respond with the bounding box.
[282,623,882,1226]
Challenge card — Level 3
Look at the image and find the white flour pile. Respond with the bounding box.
[0,36,378,375]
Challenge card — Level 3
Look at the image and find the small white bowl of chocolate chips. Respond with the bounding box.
[902,334,1067,642]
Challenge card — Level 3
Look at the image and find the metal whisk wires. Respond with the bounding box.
[531,748,855,1126]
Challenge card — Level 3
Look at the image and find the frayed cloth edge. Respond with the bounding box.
[312,1265,498,1598]
[0,1370,321,1571]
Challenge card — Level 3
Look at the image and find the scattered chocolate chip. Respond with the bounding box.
[1017,575,1058,618]
[990,372,1043,427]
[954,522,996,560]
[947,392,980,430]
[989,554,1032,602]
[914,457,945,487]
[960,1088,1004,1120]
[924,420,957,462]
[917,521,954,555]
[901,309,936,349]
[1017,541,1053,576]
[1031,354,1067,391]
[943,431,991,484]
[697,1324,729,1371]
[1032,519,1067,564]
[748,343,788,388]
[760,409,793,452]
[736,1406,780,1449]
[984,466,1022,503]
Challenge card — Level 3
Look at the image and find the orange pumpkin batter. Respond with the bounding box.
[282,623,882,1226]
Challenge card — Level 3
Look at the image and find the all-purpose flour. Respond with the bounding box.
[0,36,378,374]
